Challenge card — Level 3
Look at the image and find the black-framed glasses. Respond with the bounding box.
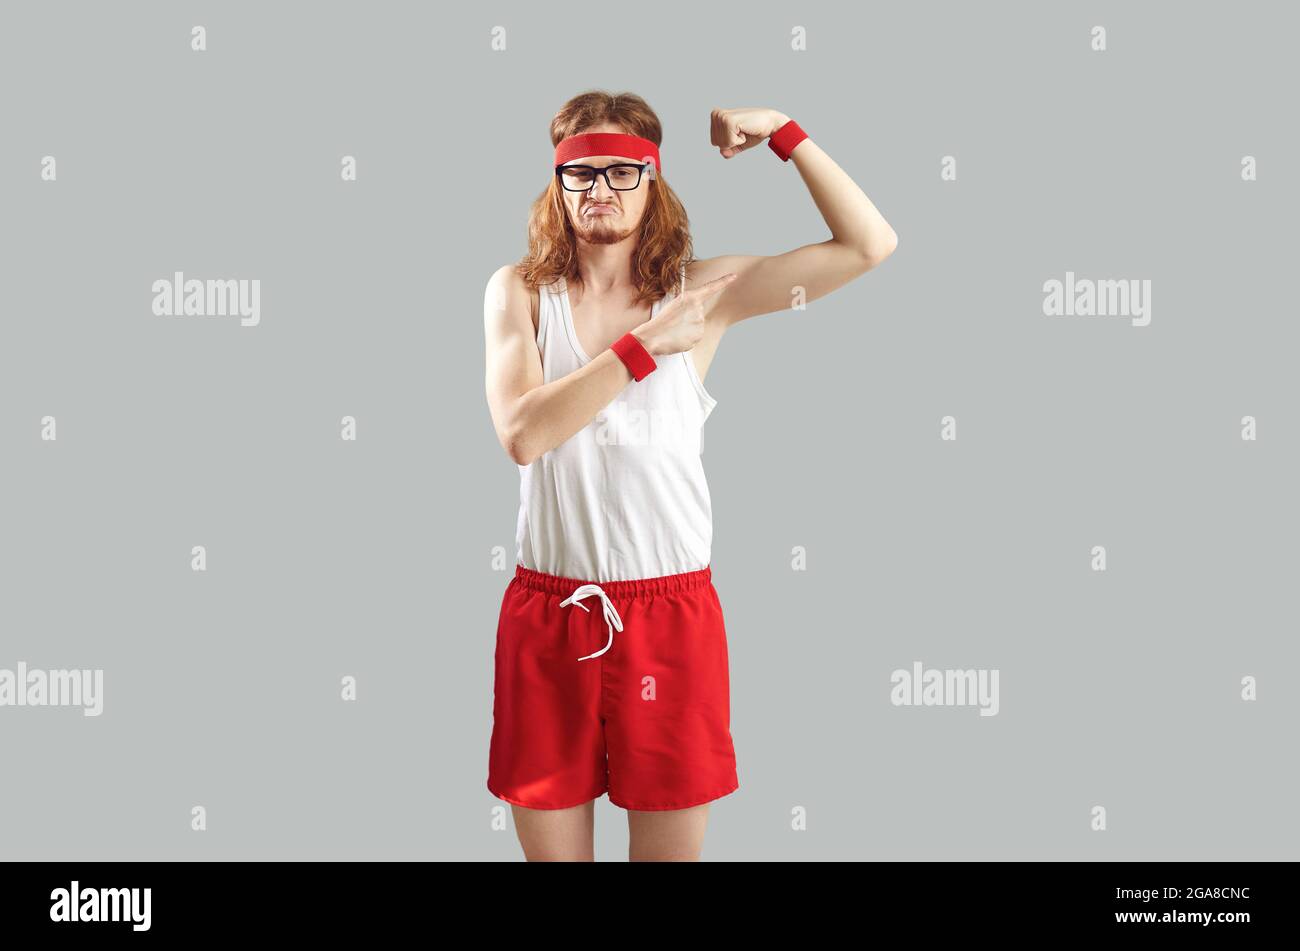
[555,163,649,192]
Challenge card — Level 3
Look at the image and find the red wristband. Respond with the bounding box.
[768,119,808,162]
[610,331,657,381]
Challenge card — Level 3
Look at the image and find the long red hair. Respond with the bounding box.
[516,91,694,307]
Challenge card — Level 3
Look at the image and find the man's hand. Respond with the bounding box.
[633,273,738,356]
[710,107,791,159]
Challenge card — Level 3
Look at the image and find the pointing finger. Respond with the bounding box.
[688,273,739,299]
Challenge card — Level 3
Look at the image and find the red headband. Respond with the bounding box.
[554,132,661,174]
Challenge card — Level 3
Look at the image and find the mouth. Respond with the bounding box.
[584,205,618,216]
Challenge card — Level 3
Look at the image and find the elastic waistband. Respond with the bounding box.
[513,564,712,599]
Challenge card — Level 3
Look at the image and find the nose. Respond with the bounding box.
[588,173,615,200]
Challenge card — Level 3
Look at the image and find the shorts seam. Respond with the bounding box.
[608,780,739,812]
[488,780,607,811]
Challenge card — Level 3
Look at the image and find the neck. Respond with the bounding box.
[574,241,637,296]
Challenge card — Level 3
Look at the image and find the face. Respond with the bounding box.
[558,123,653,246]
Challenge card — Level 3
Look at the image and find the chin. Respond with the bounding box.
[583,231,629,246]
[578,220,633,245]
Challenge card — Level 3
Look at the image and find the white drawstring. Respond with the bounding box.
[560,584,624,661]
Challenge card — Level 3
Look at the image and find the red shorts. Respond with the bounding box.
[487,564,739,811]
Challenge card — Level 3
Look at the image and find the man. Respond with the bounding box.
[484,92,897,861]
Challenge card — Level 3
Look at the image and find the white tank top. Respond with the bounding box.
[515,266,718,582]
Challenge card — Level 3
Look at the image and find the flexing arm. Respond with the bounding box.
[702,108,899,328]
[483,265,738,466]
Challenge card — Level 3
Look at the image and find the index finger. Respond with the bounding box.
[687,272,739,299]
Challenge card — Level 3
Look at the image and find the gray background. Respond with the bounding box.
[1,0,1296,861]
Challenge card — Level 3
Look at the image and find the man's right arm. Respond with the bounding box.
[483,264,637,467]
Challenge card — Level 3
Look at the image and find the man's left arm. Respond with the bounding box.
[702,107,899,328]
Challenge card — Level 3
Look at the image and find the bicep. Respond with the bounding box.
[700,242,876,327]
[483,266,542,441]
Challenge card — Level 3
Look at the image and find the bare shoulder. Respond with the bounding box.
[485,263,538,336]
[485,263,528,303]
